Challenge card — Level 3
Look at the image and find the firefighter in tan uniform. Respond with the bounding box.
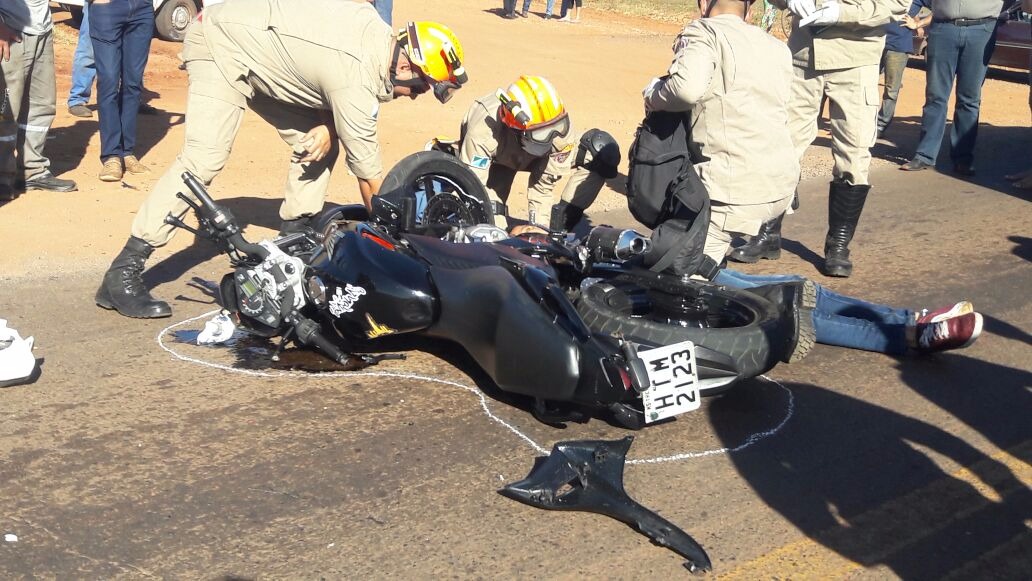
[643,0,799,265]
[95,0,468,319]
[458,76,577,228]
[733,0,909,277]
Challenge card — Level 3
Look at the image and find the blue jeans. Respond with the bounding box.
[547,0,569,16]
[713,269,914,355]
[913,20,998,166]
[89,0,154,160]
[372,0,392,25]
[68,2,96,108]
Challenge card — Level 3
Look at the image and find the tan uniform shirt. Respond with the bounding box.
[458,92,576,221]
[644,15,799,206]
[201,0,393,179]
[772,0,910,69]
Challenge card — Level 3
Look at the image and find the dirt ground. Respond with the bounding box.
[1,1,1030,578]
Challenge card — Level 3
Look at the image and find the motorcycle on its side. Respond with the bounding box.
[166,151,806,429]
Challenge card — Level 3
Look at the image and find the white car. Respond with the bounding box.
[55,0,208,42]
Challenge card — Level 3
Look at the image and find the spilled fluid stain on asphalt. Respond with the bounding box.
[170,329,355,373]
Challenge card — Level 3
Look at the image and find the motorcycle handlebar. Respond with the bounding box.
[177,172,270,261]
[181,172,221,216]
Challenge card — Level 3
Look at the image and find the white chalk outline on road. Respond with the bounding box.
[158,310,795,465]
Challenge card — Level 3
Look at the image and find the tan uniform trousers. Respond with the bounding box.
[0,31,56,183]
[705,195,794,263]
[131,29,337,247]
[787,63,880,186]
[561,165,604,209]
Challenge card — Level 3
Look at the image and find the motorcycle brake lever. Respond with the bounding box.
[361,353,407,365]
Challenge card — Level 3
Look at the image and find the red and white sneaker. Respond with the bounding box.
[914,301,974,325]
[916,312,983,353]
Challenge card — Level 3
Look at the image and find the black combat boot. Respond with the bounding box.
[278,215,313,237]
[822,181,870,278]
[729,214,783,263]
[95,237,172,318]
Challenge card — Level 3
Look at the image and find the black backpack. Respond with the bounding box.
[625,111,714,277]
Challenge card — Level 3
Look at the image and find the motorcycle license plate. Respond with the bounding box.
[639,340,701,424]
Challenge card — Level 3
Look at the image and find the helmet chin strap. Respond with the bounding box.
[390,41,456,103]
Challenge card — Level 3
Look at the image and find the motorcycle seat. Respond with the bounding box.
[404,234,549,272]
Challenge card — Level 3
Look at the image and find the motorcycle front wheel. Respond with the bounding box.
[576,272,782,390]
[378,150,494,232]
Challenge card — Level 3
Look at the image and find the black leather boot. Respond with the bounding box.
[95,237,172,318]
[822,181,870,278]
[729,214,783,263]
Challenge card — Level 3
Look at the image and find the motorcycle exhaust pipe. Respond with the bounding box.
[586,226,652,261]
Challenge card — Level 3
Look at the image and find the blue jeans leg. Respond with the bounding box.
[522,0,533,13]
[90,0,153,160]
[949,21,996,167]
[915,23,960,165]
[546,0,556,15]
[372,0,393,25]
[713,269,913,355]
[68,2,96,107]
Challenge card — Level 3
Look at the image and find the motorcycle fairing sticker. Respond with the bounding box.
[364,313,396,339]
[328,284,367,317]
[470,155,490,169]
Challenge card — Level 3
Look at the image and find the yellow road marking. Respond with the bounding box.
[719,441,1032,579]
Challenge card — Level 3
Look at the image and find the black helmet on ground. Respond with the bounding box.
[577,128,621,179]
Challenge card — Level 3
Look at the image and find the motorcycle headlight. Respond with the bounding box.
[305,276,327,306]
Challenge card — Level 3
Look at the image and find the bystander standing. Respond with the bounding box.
[878,2,924,136]
[90,0,155,182]
[901,0,1015,175]
[0,0,77,202]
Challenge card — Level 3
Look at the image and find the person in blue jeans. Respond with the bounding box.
[89,0,154,182]
[68,3,157,119]
[67,2,96,118]
[713,268,982,356]
[902,0,1007,175]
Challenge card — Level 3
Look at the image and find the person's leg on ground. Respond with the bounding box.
[118,0,154,173]
[729,66,822,264]
[520,0,532,17]
[878,49,908,134]
[0,31,29,195]
[68,2,96,117]
[821,64,877,277]
[948,21,997,173]
[90,0,129,180]
[21,30,75,192]
[503,0,517,18]
[545,0,556,17]
[97,36,247,319]
[910,22,960,167]
[249,97,338,232]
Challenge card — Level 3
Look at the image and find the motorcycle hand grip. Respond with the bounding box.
[181,172,221,216]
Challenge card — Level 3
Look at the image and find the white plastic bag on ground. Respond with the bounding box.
[0,319,36,386]
[197,312,237,345]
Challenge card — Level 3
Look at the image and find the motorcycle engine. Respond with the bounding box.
[221,241,307,334]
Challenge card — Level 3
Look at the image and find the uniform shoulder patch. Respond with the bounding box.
[470,155,491,169]
[551,144,574,164]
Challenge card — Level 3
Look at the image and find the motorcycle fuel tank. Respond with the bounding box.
[311,230,437,340]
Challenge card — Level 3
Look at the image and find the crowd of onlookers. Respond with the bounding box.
[502,0,583,21]
[1,0,1028,205]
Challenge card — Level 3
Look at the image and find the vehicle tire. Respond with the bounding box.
[377,150,494,232]
[576,272,783,384]
[155,0,197,42]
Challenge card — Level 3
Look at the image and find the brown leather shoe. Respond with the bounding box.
[123,155,150,174]
[99,157,124,182]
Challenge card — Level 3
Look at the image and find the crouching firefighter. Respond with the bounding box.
[458,75,621,229]
[95,0,468,319]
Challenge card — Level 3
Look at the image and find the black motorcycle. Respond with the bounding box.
[167,152,806,429]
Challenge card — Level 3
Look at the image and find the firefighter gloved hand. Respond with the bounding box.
[800,0,840,26]
[786,0,818,18]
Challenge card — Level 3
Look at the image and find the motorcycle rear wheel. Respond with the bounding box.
[576,272,781,385]
[378,151,494,231]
